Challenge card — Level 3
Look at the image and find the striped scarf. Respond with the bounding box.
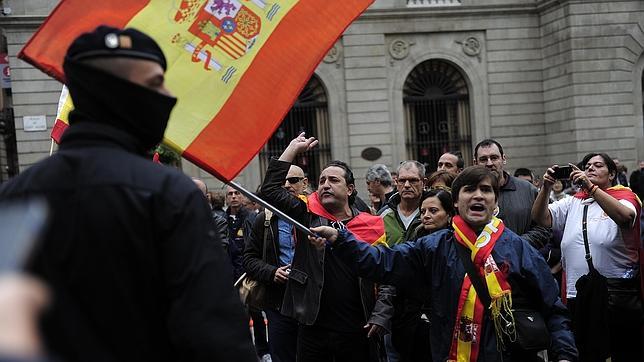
[448,216,513,362]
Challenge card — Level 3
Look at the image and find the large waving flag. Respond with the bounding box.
[19,0,374,180]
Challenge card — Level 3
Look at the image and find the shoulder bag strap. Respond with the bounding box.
[581,204,595,272]
[455,241,492,308]
[262,210,273,262]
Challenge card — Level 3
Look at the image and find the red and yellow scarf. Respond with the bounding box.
[448,216,513,362]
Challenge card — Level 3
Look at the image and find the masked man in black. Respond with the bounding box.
[0,26,255,362]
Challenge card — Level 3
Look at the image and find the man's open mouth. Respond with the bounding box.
[470,203,485,212]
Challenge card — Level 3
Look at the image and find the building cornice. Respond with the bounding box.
[357,0,574,21]
[0,15,46,29]
[360,3,538,21]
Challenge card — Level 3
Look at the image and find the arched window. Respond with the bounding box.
[403,59,472,171]
[259,75,331,188]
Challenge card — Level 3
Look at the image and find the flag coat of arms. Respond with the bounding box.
[20,0,374,181]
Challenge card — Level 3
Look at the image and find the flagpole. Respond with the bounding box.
[49,139,55,156]
[228,180,317,237]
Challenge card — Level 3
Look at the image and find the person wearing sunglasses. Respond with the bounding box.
[244,165,308,362]
[260,133,392,362]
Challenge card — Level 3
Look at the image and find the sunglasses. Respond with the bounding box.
[286,177,304,184]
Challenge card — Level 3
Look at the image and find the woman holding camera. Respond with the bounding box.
[532,153,642,362]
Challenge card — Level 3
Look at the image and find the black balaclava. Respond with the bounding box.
[62,26,177,151]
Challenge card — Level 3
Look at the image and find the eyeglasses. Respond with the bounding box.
[477,155,501,163]
[286,177,304,184]
[397,178,421,185]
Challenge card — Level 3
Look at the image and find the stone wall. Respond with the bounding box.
[540,0,644,168]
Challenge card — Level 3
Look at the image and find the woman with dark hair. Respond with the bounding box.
[425,170,456,192]
[392,189,456,361]
[411,189,455,239]
[532,152,642,362]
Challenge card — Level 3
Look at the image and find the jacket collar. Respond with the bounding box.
[500,172,516,191]
[59,120,147,155]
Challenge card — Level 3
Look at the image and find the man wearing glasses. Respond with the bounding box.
[473,139,550,249]
[376,161,428,360]
[379,161,428,247]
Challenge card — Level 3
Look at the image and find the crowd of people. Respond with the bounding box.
[0,25,641,362]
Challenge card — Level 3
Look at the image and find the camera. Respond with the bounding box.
[552,165,573,180]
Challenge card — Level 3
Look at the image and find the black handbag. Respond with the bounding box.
[511,308,550,351]
[455,243,550,352]
[571,205,611,361]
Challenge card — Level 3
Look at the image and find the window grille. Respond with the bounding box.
[403,59,472,171]
[259,76,331,189]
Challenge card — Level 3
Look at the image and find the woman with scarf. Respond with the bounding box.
[392,189,455,361]
[309,166,577,362]
[532,153,642,362]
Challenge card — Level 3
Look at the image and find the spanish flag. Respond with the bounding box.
[20,0,374,181]
[299,193,386,245]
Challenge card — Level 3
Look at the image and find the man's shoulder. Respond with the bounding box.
[508,175,536,191]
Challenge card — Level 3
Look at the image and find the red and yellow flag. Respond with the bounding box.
[299,193,386,245]
[20,0,374,180]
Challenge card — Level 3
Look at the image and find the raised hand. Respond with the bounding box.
[278,132,319,162]
[542,164,559,190]
[570,163,592,190]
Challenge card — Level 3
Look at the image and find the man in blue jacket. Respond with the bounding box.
[309,166,577,362]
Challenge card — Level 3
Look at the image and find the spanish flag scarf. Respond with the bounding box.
[448,216,513,362]
[298,192,387,245]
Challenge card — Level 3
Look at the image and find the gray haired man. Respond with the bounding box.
[366,164,396,213]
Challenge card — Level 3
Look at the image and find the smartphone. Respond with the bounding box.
[0,199,48,271]
[552,165,573,180]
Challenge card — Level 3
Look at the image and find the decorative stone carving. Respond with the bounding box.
[323,43,342,67]
[389,39,414,61]
[456,36,482,61]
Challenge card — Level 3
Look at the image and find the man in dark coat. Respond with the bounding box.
[261,133,391,362]
[244,164,308,362]
[0,26,255,362]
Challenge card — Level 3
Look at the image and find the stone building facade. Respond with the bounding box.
[1,0,643,197]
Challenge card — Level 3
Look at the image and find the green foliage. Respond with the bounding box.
[153,144,181,168]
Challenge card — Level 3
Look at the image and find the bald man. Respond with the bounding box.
[284,165,309,196]
[192,178,231,253]
[242,164,308,362]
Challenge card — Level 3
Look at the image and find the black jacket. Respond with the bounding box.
[243,210,285,309]
[0,122,255,362]
[260,159,392,333]
[227,207,251,279]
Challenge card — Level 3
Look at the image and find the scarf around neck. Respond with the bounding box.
[448,215,513,362]
[299,192,386,245]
